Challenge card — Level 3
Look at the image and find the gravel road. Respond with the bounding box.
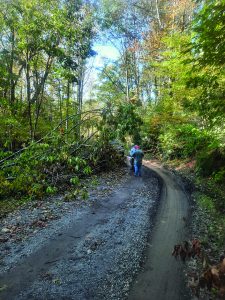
[129,160,191,300]
[0,161,190,300]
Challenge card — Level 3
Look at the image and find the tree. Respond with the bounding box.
[97,0,153,102]
[0,0,95,149]
[192,0,225,67]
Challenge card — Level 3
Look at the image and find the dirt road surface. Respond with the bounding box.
[128,160,190,300]
[0,161,190,300]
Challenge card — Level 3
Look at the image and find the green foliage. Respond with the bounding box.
[87,130,125,171]
[83,166,92,175]
[186,69,225,127]
[0,122,126,202]
[70,176,80,185]
[196,192,225,249]
[159,124,209,159]
[140,7,225,185]
[46,186,57,194]
[0,0,224,226]
[114,103,143,143]
[0,0,95,149]
[198,194,216,213]
[100,101,143,145]
[213,169,225,184]
[192,0,225,66]
[196,147,225,179]
[81,190,89,200]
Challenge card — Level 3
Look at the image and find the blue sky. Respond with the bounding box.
[83,44,120,99]
[93,44,120,67]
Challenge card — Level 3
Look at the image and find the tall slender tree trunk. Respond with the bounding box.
[9,28,15,109]
[76,59,85,139]
[26,52,33,141]
[33,57,52,139]
[66,80,70,141]
[58,80,63,124]
[154,75,159,104]
[132,49,140,103]
[125,63,130,102]
[77,59,85,113]
[155,0,162,29]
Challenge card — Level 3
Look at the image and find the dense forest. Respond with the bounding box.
[0,0,224,212]
[0,1,225,298]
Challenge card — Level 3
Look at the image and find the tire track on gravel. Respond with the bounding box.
[128,160,191,300]
[0,166,160,300]
[0,161,190,300]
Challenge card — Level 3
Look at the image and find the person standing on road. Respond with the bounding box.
[132,145,144,177]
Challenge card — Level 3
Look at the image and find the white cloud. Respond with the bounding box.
[93,44,120,61]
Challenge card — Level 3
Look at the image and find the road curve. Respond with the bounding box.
[128,160,191,300]
[0,165,160,300]
[0,161,191,300]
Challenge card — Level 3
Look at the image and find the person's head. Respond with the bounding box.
[134,145,140,149]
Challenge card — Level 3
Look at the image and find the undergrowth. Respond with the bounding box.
[165,157,225,299]
[0,133,125,218]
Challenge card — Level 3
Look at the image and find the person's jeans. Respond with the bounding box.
[130,157,134,171]
[134,163,142,176]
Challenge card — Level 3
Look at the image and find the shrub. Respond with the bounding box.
[159,124,209,159]
[196,147,225,179]
[0,133,125,201]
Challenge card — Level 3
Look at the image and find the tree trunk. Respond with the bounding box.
[66,80,70,141]
[155,0,162,29]
[125,62,130,101]
[26,52,33,141]
[33,57,53,139]
[9,27,15,109]
[58,80,63,124]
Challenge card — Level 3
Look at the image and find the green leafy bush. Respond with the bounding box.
[196,147,225,180]
[213,168,225,183]
[159,124,209,159]
[0,131,125,202]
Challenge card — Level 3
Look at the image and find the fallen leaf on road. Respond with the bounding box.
[52,278,61,285]
[31,220,47,228]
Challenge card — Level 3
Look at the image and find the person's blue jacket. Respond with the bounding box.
[129,146,136,156]
[132,149,144,166]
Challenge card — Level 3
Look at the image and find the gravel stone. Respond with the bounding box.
[0,167,161,300]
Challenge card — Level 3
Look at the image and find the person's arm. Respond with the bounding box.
[130,148,135,156]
